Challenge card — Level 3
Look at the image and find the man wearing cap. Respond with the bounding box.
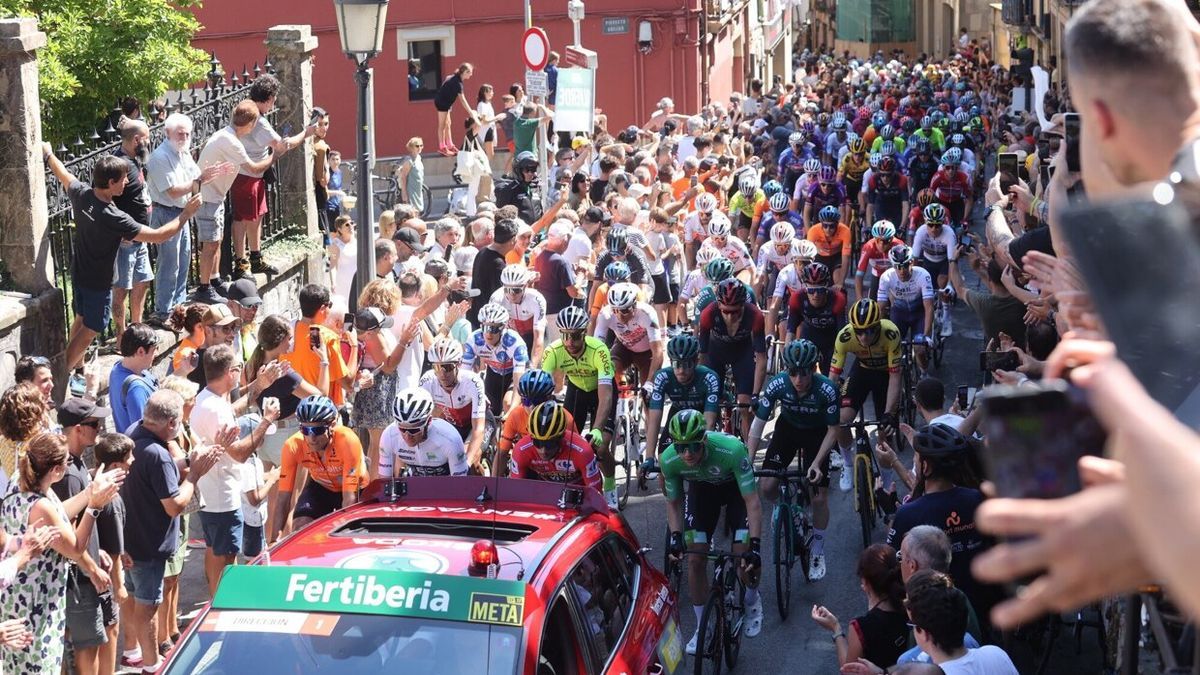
[392,226,428,278]
[110,323,159,434]
[469,218,518,324]
[226,278,263,364]
[54,397,121,675]
[187,304,241,390]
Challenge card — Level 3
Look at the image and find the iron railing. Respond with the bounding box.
[44,52,295,337]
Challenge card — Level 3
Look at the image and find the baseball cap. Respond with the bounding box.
[354,307,395,332]
[202,304,238,327]
[226,278,262,307]
[583,207,607,225]
[393,227,429,253]
[57,397,111,428]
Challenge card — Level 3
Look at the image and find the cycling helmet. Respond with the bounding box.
[518,369,556,404]
[920,115,933,130]
[914,136,931,153]
[832,111,847,126]
[802,120,816,136]
[707,212,732,238]
[831,118,848,132]
[393,388,435,427]
[556,305,590,331]
[788,131,806,146]
[818,165,838,183]
[878,156,897,174]
[762,179,784,198]
[792,239,819,261]
[427,337,464,364]
[769,221,795,244]
[848,138,867,155]
[528,401,568,442]
[738,172,759,196]
[607,282,638,311]
[803,158,822,175]
[857,106,871,119]
[871,219,897,240]
[901,117,917,133]
[888,244,914,266]
[879,140,896,157]
[296,395,339,425]
[954,110,969,124]
[868,152,882,170]
[916,188,935,208]
[603,261,632,283]
[871,111,887,128]
[695,246,720,268]
[923,203,947,225]
[668,408,707,444]
[667,334,701,362]
[716,277,747,306]
[818,205,840,224]
[768,192,791,213]
[941,148,962,166]
[913,423,969,457]
[817,112,831,127]
[705,258,734,282]
[936,116,951,130]
[880,125,895,141]
[500,264,529,287]
[848,298,882,330]
[478,302,510,326]
[606,229,628,255]
[801,261,832,287]
[782,339,821,371]
[695,192,718,214]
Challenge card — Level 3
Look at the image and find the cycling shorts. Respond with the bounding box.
[293,481,343,521]
[761,420,831,488]
[889,304,926,344]
[484,370,514,417]
[736,211,754,233]
[683,479,749,545]
[564,380,614,435]
[815,253,843,271]
[706,348,756,398]
[840,362,890,415]
[918,257,949,282]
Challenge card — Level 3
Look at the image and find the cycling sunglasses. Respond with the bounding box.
[483,324,503,334]
[561,330,585,342]
[531,437,561,450]
[398,425,427,437]
[434,363,458,373]
[504,286,525,295]
[300,425,331,436]
[676,442,704,456]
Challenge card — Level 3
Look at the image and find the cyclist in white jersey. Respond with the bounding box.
[876,245,935,369]
[678,245,719,309]
[594,283,665,378]
[703,211,753,280]
[490,264,547,362]
[378,388,469,478]
[766,239,816,338]
[419,338,488,472]
[463,303,530,415]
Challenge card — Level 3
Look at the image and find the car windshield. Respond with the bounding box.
[164,611,521,674]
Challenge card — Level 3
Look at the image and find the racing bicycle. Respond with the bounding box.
[764,335,786,378]
[929,291,951,368]
[841,416,888,550]
[717,366,750,441]
[754,469,813,621]
[611,365,646,510]
[692,549,748,674]
[897,339,920,429]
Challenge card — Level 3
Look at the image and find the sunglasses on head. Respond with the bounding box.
[30,356,51,367]
[300,425,330,436]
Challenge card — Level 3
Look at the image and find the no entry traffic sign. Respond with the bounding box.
[522,27,550,71]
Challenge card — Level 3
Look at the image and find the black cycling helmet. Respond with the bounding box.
[606,229,628,255]
[667,334,701,362]
[913,423,969,457]
[297,395,339,425]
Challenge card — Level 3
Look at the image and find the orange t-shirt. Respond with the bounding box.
[281,320,350,406]
[278,425,367,493]
[171,335,202,372]
[499,404,577,452]
[807,223,852,258]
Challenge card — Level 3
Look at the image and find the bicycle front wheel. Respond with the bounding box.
[695,590,724,675]
[774,504,793,621]
[616,414,633,510]
[856,456,875,549]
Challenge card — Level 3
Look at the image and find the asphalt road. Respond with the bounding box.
[150,217,1107,675]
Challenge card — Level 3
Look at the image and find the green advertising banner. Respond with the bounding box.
[212,566,528,627]
[555,67,595,133]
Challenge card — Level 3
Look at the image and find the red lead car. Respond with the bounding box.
[158,476,684,674]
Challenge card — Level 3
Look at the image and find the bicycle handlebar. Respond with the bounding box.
[838,419,889,429]
[753,469,807,479]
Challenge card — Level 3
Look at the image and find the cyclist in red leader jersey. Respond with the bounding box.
[509,400,603,495]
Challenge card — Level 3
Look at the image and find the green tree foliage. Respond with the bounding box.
[0,0,209,145]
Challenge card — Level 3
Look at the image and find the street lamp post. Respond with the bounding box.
[333,0,389,310]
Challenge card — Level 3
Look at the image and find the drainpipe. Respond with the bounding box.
[700,3,710,106]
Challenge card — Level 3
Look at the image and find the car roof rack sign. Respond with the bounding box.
[359,476,609,516]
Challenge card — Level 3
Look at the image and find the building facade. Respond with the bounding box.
[190,0,793,159]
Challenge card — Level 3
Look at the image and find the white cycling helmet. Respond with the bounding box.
[393,387,435,427]
[695,192,718,214]
[607,282,639,311]
[770,221,796,244]
[427,337,464,364]
[737,171,759,195]
[556,305,591,331]
[478,302,510,326]
[500,264,529,287]
[767,191,791,213]
[707,212,732,238]
[696,245,721,267]
[792,239,819,261]
[802,158,821,175]
[871,219,898,240]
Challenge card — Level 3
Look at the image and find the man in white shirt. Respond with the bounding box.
[566,207,604,269]
[190,344,280,596]
[906,570,1019,675]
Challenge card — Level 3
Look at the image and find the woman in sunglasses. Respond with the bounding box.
[509,401,601,495]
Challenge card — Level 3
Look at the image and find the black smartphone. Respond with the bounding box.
[1063,112,1081,173]
[1039,164,1052,193]
[308,326,321,350]
[979,350,1020,372]
[980,380,1106,499]
[689,174,699,187]
[956,385,970,410]
[343,312,355,333]
[997,152,1019,195]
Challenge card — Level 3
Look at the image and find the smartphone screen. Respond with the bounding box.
[343,312,355,333]
[956,385,970,410]
[979,350,1020,372]
[309,326,321,350]
[997,152,1019,195]
[1063,112,1081,173]
[981,381,1105,499]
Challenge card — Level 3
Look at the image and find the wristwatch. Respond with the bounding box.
[85,507,101,519]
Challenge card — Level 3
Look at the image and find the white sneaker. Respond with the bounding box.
[605,490,619,510]
[839,466,853,492]
[828,451,844,471]
[808,553,827,581]
[685,629,699,655]
[744,596,764,638]
[939,309,953,337]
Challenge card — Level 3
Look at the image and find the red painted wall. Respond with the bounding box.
[189,0,731,159]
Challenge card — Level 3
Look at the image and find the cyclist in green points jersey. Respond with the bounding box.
[540,306,619,508]
[645,335,721,460]
[661,409,764,651]
[747,339,841,581]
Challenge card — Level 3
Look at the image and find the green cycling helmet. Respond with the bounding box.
[667,334,701,362]
[669,409,707,444]
[782,339,820,371]
[705,258,734,283]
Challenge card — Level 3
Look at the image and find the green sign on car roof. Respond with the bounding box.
[213,566,528,627]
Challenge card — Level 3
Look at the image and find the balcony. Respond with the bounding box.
[1033,11,1051,37]
[1001,0,1034,25]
